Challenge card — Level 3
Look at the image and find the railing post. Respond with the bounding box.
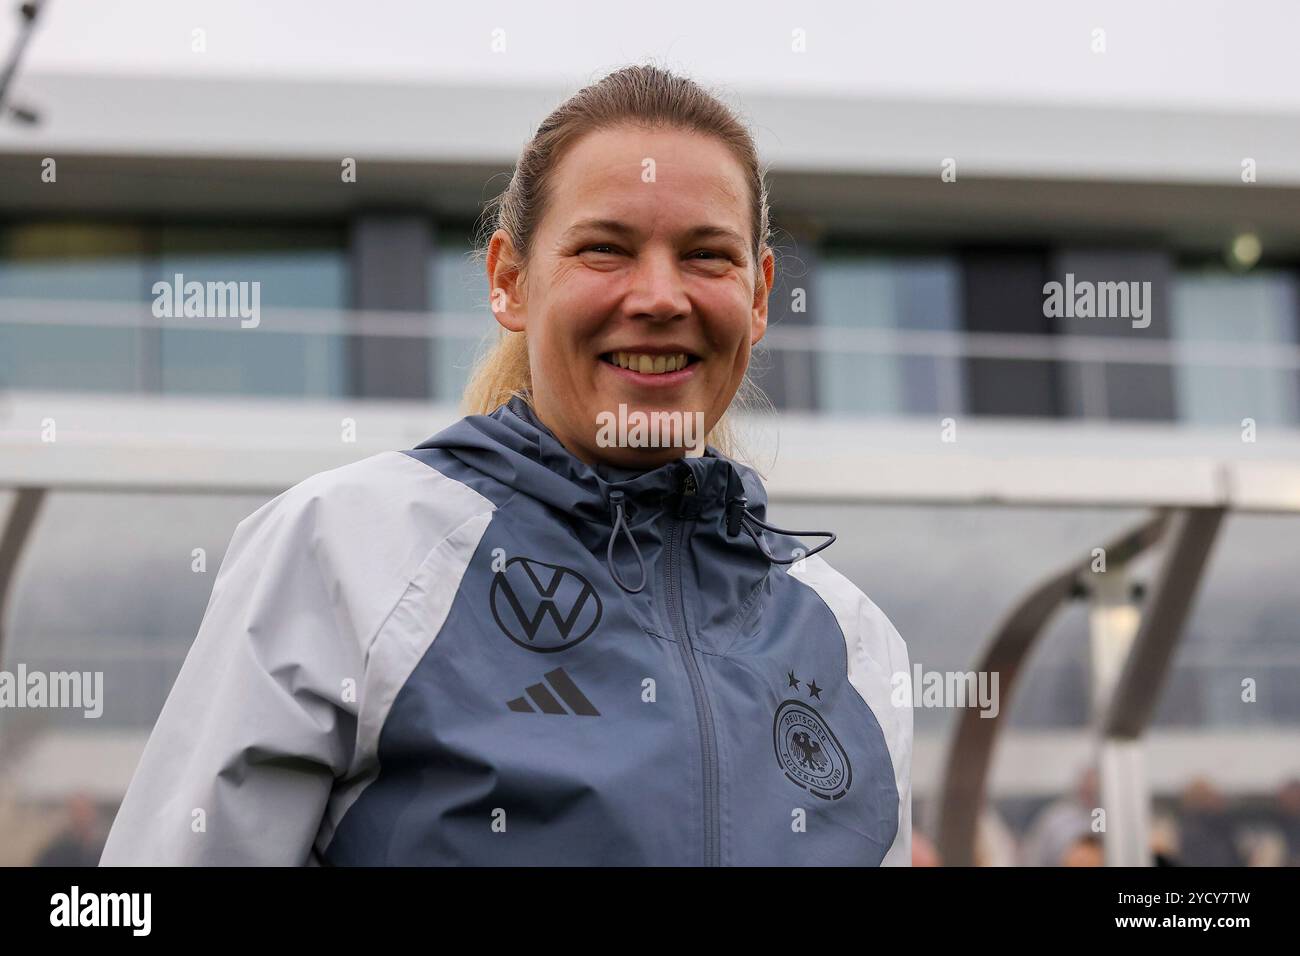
[1088,566,1148,865]
[0,488,46,665]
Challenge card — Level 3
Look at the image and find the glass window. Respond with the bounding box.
[155,225,348,398]
[0,224,150,391]
[0,222,349,398]
[429,230,492,407]
[814,249,964,417]
[1171,267,1300,426]
[0,223,150,302]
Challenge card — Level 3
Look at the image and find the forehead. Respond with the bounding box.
[543,125,750,237]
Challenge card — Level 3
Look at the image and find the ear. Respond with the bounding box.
[750,245,774,345]
[486,229,527,333]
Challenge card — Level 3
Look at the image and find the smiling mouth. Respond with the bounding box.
[600,351,700,375]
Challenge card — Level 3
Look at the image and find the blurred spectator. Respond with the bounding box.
[1276,778,1300,866]
[1177,778,1243,867]
[1060,834,1104,867]
[1236,778,1300,866]
[912,830,942,867]
[1239,828,1288,866]
[1020,766,1099,866]
[974,806,1019,866]
[1150,812,1180,866]
[32,793,105,867]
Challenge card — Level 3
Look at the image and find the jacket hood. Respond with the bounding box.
[415,396,768,527]
[414,397,836,594]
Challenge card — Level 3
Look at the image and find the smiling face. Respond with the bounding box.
[487,124,774,468]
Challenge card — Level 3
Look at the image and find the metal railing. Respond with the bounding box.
[3,297,1299,422]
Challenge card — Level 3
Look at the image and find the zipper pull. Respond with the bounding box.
[677,466,701,518]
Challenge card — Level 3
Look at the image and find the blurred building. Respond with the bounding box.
[2,5,1299,864]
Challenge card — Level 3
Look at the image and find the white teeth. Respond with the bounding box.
[608,352,693,374]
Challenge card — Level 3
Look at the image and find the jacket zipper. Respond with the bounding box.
[663,468,721,866]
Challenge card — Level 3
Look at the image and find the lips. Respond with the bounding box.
[598,348,701,387]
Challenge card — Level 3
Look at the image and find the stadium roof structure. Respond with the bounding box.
[4,74,1300,258]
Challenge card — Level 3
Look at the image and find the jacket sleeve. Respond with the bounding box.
[795,555,914,867]
[100,483,365,866]
[878,616,913,868]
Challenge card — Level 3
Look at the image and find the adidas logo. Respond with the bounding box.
[507,667,600,716]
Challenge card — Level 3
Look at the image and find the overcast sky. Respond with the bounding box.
[2,0,1298,112]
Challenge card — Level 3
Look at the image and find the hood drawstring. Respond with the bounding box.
[725,494,837,565]
[606,490,647,593]
[604,488,839,594]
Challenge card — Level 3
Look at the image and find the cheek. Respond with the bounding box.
[554,261,618,309]
[529,314,602,408]
[700,278,754,335]
[705,313,756,369]
[531,288,587,360]
[527,327,566,400]
[547,278,615,348]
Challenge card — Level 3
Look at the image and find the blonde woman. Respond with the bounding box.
[101,65,912,866]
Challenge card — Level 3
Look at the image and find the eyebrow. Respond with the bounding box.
[563,218,747,248]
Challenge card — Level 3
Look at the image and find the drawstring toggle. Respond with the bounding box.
[725,495,748,537]
[726,496,837,565]
[605,490,647,593]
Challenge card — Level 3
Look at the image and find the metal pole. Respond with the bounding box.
[1104,508,1226,738]
[1088,566,1147,865]
[0,487,46,664]
[932,511,1167,865]
[0,1,45,117]
[1094,507,1225,864]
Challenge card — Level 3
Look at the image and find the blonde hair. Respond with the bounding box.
[462,63,775,460]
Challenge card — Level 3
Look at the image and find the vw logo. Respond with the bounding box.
[489,557,603,653]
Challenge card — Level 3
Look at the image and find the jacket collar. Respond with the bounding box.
[418,396,766,527]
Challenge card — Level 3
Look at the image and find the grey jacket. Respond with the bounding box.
[101,398,911,865]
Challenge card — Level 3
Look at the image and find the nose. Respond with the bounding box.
[624,247,690,322]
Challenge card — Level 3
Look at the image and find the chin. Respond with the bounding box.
[590,442,693,471]
[588,396,711,464]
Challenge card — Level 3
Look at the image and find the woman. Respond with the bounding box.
[101,64,912,867]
